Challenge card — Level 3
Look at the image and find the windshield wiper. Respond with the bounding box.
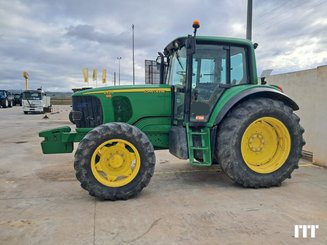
[176,51,184,71]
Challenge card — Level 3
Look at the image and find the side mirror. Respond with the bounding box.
[260,69,273,85]
[157,52,166,84]
[261,77,267,85]
[155,55,161,65]
[155,56,162,70]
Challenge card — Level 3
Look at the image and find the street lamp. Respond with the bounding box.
[117,57,122,85]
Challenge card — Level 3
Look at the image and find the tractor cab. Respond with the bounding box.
[164,36,254,125]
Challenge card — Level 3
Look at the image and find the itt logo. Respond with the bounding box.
[294,225,319,238]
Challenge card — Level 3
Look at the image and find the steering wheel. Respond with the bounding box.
[177,71,186,76]
[176,71,195,76]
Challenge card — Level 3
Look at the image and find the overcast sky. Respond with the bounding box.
[1,0,326,91]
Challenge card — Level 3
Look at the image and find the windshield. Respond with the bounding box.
[168,45,228,86]
[168,44,248,86]
[168,47,187,86]
[23,91,42,100]
[14,94,21,98]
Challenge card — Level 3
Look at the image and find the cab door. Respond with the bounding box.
[170,44,228,124]
[189,44,228,124]
[170,43,249,125]
[169,47,187,124]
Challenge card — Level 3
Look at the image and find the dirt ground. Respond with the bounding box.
[0,105,326,245]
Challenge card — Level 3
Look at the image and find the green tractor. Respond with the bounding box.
[39,21,305,200]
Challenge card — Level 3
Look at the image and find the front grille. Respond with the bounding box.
[72,96,103,128]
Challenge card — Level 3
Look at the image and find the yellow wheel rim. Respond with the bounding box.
[91,139,141,187]
[241,117,291,174]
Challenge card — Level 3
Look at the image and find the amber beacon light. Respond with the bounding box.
[192,19,200,29]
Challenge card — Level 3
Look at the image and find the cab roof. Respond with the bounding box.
[164,36,254,55]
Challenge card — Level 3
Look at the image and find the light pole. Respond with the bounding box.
[117,57,122,85]
[132,24,135,85]
[246,0,253,40]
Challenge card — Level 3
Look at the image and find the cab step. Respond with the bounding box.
[186,123,212,166]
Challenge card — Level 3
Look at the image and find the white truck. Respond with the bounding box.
[22,89,52,114]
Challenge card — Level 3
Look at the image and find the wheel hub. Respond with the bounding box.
[107,154,124,168]
[91,139,141,187]
[248,133,265,152]
[241,117,291,174]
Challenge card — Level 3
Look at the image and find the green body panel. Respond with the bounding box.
[207,84,278,126]
[40,84,173,154]
[133,117,171,149]
[75,84,172,125]
[78,84,173,140]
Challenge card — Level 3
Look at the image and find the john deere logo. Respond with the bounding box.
[144,89,166,93]
[104,91,112,98]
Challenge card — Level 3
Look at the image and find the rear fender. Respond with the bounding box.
[214,87,299,126]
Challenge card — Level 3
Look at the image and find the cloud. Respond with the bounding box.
[0,0,326,91]
[253,0,327,74]
[65,24,130,46]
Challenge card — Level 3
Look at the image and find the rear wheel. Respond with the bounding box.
[217,98,305,188]
[74,122,156,200]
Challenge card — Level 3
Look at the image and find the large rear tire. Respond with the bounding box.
[217,98,305,188]
[74,122,156,200]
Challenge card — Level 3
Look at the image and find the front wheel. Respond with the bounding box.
[217,98,305,188]
[74,122,156,200]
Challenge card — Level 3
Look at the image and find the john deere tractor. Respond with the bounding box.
[39,21,304,200]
